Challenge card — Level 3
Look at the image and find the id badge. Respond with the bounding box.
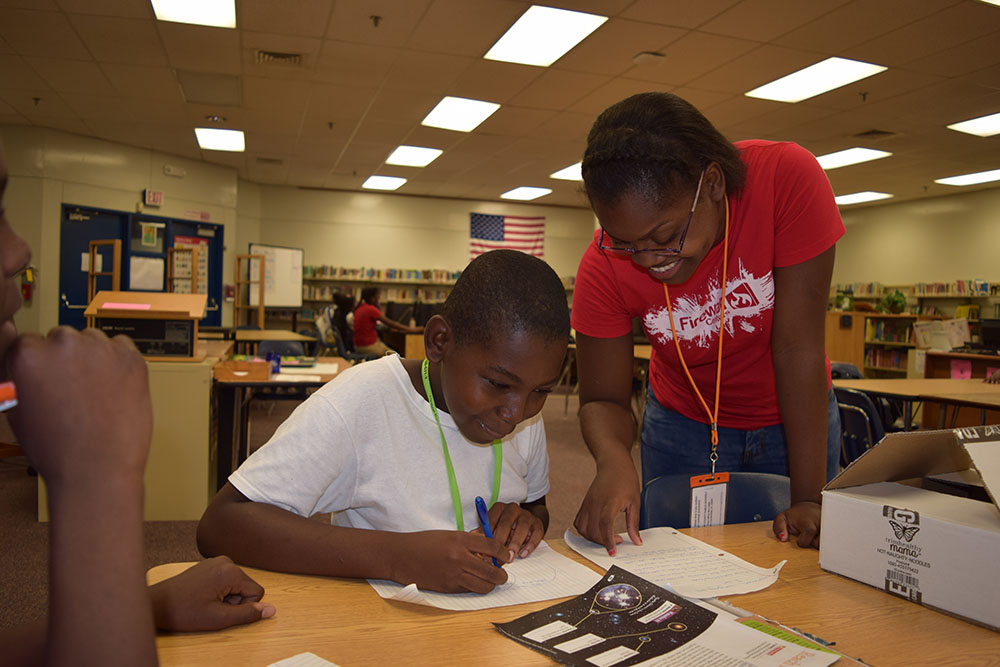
[689,472,729,528]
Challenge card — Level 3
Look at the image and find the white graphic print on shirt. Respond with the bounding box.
[643,260,775,348]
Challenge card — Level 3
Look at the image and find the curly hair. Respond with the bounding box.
[440,250,569,348]
[582,92,746,209]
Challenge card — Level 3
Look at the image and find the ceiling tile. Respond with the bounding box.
[55,0,151,18]
[702,0,853,42]
[240,0,333,38]
[569,77,672,116]
[24,57,115,94]
[381,50,475,93]
[313,40,399,88]
[405,0,522,57]
[101,64,181,101]
[476,106,557,137]
[509,69,610,111]
[554,18,686,77]
[0,8,91,59]
[68,14,166,66]
[620,0,742,29]
[693,44,823,94]
[625,31,759,87]
[326,0,431,46]
[243,76,311,112]
[60,92,133,121]
[0,54,50,89]
[157,23,241,74]
[0,89,75,118]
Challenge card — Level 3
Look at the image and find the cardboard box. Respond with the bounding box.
[213,360,272,382]
[819,424,1000,631]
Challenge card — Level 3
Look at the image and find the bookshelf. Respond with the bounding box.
[826,311,944,378]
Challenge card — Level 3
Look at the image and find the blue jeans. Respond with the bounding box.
[640,386,841,488]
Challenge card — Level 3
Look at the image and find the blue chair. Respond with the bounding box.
[639,472,791,530]
[834,387,885,467]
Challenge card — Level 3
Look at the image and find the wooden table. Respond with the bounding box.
[834,377,1000,430]
[234,329,318,354]
[148,523,1000,666]
[213,356,349,488]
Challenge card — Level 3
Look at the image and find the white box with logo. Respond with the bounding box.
[819,425,1000,631]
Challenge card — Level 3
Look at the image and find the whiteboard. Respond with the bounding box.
[248,243,303,308]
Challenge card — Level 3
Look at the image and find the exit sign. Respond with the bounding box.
[144,189,163,206]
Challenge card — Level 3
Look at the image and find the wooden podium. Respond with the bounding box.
[85,291,207,360]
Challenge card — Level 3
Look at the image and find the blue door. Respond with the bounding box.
[59,206,127,330]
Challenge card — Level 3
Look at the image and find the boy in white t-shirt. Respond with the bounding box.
[197,249,570,594]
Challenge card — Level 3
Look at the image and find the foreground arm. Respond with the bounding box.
[198,484,510,594]
[572,333,643,555]
[7,328,156,666]
[771,246,836,548]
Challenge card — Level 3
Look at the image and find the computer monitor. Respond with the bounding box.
[979,318,1000,351]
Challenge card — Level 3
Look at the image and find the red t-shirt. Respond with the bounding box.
[353,302,382,347]
[571,140,845,429]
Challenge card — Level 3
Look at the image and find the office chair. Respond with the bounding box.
[834,386,886,467]
[830,362,863,379]
[639,472,791,530]
[333,327,380,364]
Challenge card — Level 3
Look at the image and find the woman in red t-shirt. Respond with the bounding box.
[571,93,844,554]
[353,287,424,357]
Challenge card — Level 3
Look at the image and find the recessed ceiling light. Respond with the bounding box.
[745,57,887,103]
[385,145,443,167]
[194,127,244,152]
[834,191,893,206]
[151,0,236,28]
[549,162,582,181]
[815,148,892,170]
[978,0,1000,6]
[362,175,407,191]
[484,5,607,67]
[500,187,551,201]
[934,169,1000,186]
[421,96,501,133]
[946,111,1000,137]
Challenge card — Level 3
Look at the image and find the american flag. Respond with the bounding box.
[469,213,545,259]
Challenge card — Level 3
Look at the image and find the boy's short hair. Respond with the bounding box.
[441,250,569,347]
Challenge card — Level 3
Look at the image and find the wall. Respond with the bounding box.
[834,186,1000,285]
[255,184,595,280]
[0,125,239,331]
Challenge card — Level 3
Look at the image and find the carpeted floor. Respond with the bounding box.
[0,391,640,631]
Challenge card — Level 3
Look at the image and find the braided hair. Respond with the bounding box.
[582,92,746,209]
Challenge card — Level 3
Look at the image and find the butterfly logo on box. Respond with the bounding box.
[882,505,923,603]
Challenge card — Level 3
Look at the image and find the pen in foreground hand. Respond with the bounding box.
[475,495,501,568]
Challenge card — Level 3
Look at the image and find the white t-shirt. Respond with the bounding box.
[229,355,551,532]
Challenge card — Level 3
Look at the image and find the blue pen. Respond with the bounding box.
[475,496,501,567]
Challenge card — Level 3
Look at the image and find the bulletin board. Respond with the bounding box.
[248,243,303,308]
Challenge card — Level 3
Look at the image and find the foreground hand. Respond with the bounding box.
[573,455,642,556]
[772,501,821,549]
[149,556,275,632]
[7,327,152,486]
[985,369,1000,384]
[475,502,544,561]
[393,530,510,594]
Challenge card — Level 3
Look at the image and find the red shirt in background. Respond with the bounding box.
[571,140,845,430]
[353,302,382,347]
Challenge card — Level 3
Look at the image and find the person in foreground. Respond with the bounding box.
[571,92,844,553]
[198,249,570,594]
[0,144,273,667]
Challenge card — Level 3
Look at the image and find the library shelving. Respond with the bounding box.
[826,311,944,378]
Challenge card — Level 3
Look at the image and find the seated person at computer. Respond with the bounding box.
[197,250,570,594]
[353,287,423,357]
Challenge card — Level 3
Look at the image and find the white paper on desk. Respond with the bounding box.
[564,527,785,598]
[279,363,339,375]
[267,653,340,667]
[273,374,324,382]
[368,541,600,610]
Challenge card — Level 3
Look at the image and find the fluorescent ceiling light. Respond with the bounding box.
[834,191,893,206]
[484,5,607,67]
[362,175,407,191]
[934,169,1000,186]
[816,148,892,170]
[194,127,244,151]
[550,162,582,181]
[500,186,551,201]
[385,145,443,167]
[745,57,887,103]
[421,96,501,133]
[978,0,1000,6]
[151,0,236,28]
[947,111,1000,137]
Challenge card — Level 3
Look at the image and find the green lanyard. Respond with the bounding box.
[421,358,502,530]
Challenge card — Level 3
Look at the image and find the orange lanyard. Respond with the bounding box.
[663,195,729,474]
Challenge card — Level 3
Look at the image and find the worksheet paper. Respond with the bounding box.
[368,541,601,610]
[267,653,340,667]
[564,528,785,599]
[279,363,340,375]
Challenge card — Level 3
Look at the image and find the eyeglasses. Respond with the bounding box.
[598,168,706,255]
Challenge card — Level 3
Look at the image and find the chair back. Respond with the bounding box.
[834,386,885,466]
[257,340,305,357]
[830,362,863,379]
[639,472,791,530]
